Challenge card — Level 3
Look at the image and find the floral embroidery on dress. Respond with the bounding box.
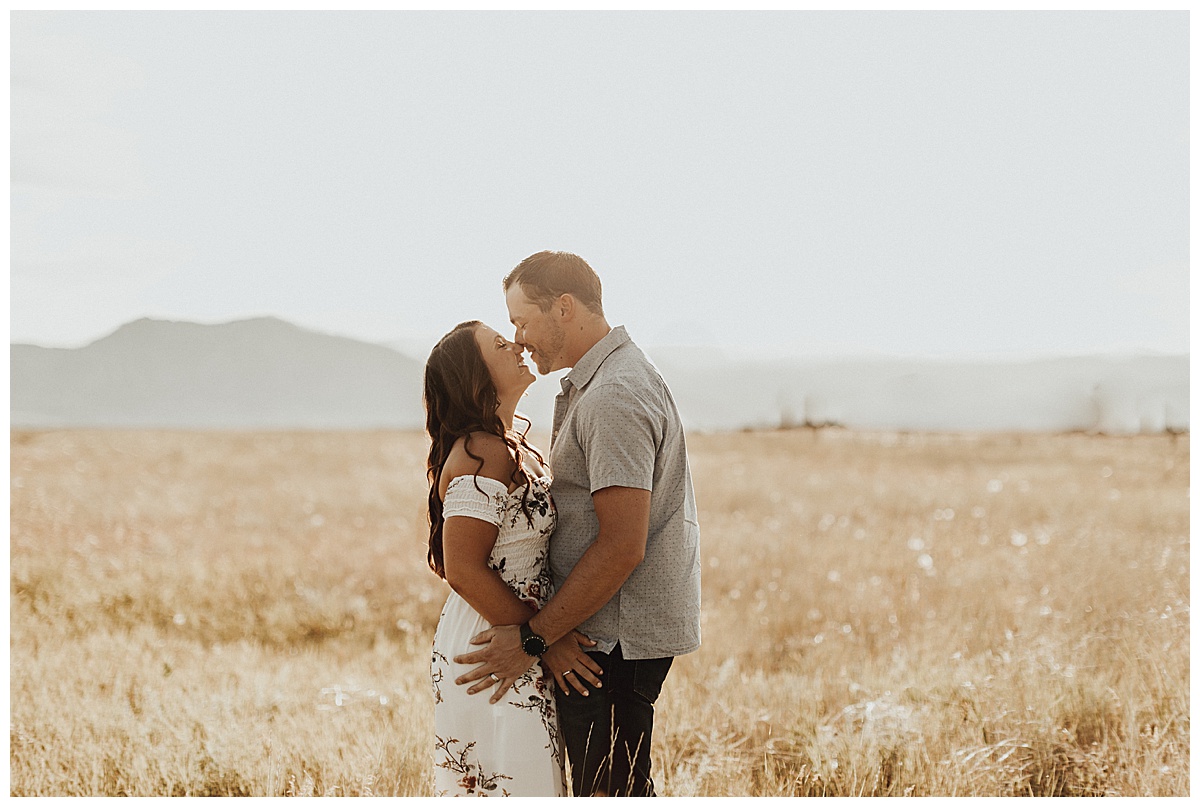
[431,471,565,796]
[431,648,449,704]
[434,736,514,796]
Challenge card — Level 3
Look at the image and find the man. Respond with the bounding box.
[453,250,702,796]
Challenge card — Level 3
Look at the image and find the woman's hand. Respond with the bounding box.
[542,631,603,697]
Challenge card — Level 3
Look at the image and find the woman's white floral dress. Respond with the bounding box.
[430,470,564,797]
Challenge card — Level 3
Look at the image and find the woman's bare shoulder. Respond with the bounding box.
[441,432,517,487]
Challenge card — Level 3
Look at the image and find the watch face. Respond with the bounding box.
[519,622,547,656]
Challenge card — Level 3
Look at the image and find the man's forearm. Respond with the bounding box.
[528,538,640,645]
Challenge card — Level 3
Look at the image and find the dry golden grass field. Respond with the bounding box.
[8,428,1190,796]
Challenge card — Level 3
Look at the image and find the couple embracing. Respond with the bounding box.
[423,251,702,797]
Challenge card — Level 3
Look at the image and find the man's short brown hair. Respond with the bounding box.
[503,251,604,316]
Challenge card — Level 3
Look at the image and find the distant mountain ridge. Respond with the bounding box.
[10,317,1189,434]
[11,317,425,429]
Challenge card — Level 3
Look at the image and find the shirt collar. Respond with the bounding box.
[562,325,631,392]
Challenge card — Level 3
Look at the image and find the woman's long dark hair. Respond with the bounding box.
[423,321,545,579]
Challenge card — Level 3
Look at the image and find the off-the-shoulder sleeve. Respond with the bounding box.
[442,475,510,527]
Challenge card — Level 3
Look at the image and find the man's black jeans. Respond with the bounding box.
[554,643,674,797]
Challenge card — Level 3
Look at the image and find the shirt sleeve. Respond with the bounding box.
[575,381,660,493]
[442,475,509,526]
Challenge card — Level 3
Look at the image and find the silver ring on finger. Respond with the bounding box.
[490,673,500,682]
[563,670,576,677]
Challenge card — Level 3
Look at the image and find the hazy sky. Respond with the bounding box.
[10,11,1189,358]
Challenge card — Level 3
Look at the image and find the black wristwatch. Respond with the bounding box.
[520,621,549,657]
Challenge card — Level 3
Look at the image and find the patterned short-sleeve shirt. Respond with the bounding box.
[548,326,701,660]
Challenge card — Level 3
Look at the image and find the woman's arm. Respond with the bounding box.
[442,514,541,702]
[442,514,535,628]
[439,433,534,627]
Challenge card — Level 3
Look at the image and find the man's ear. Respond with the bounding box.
[556,293,576,322]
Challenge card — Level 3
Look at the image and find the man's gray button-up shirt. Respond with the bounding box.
[547,326,701,660]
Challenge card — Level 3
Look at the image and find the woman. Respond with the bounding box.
[423,320,589,797]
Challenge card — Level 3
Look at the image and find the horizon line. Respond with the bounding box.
[10,314,1190,364]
